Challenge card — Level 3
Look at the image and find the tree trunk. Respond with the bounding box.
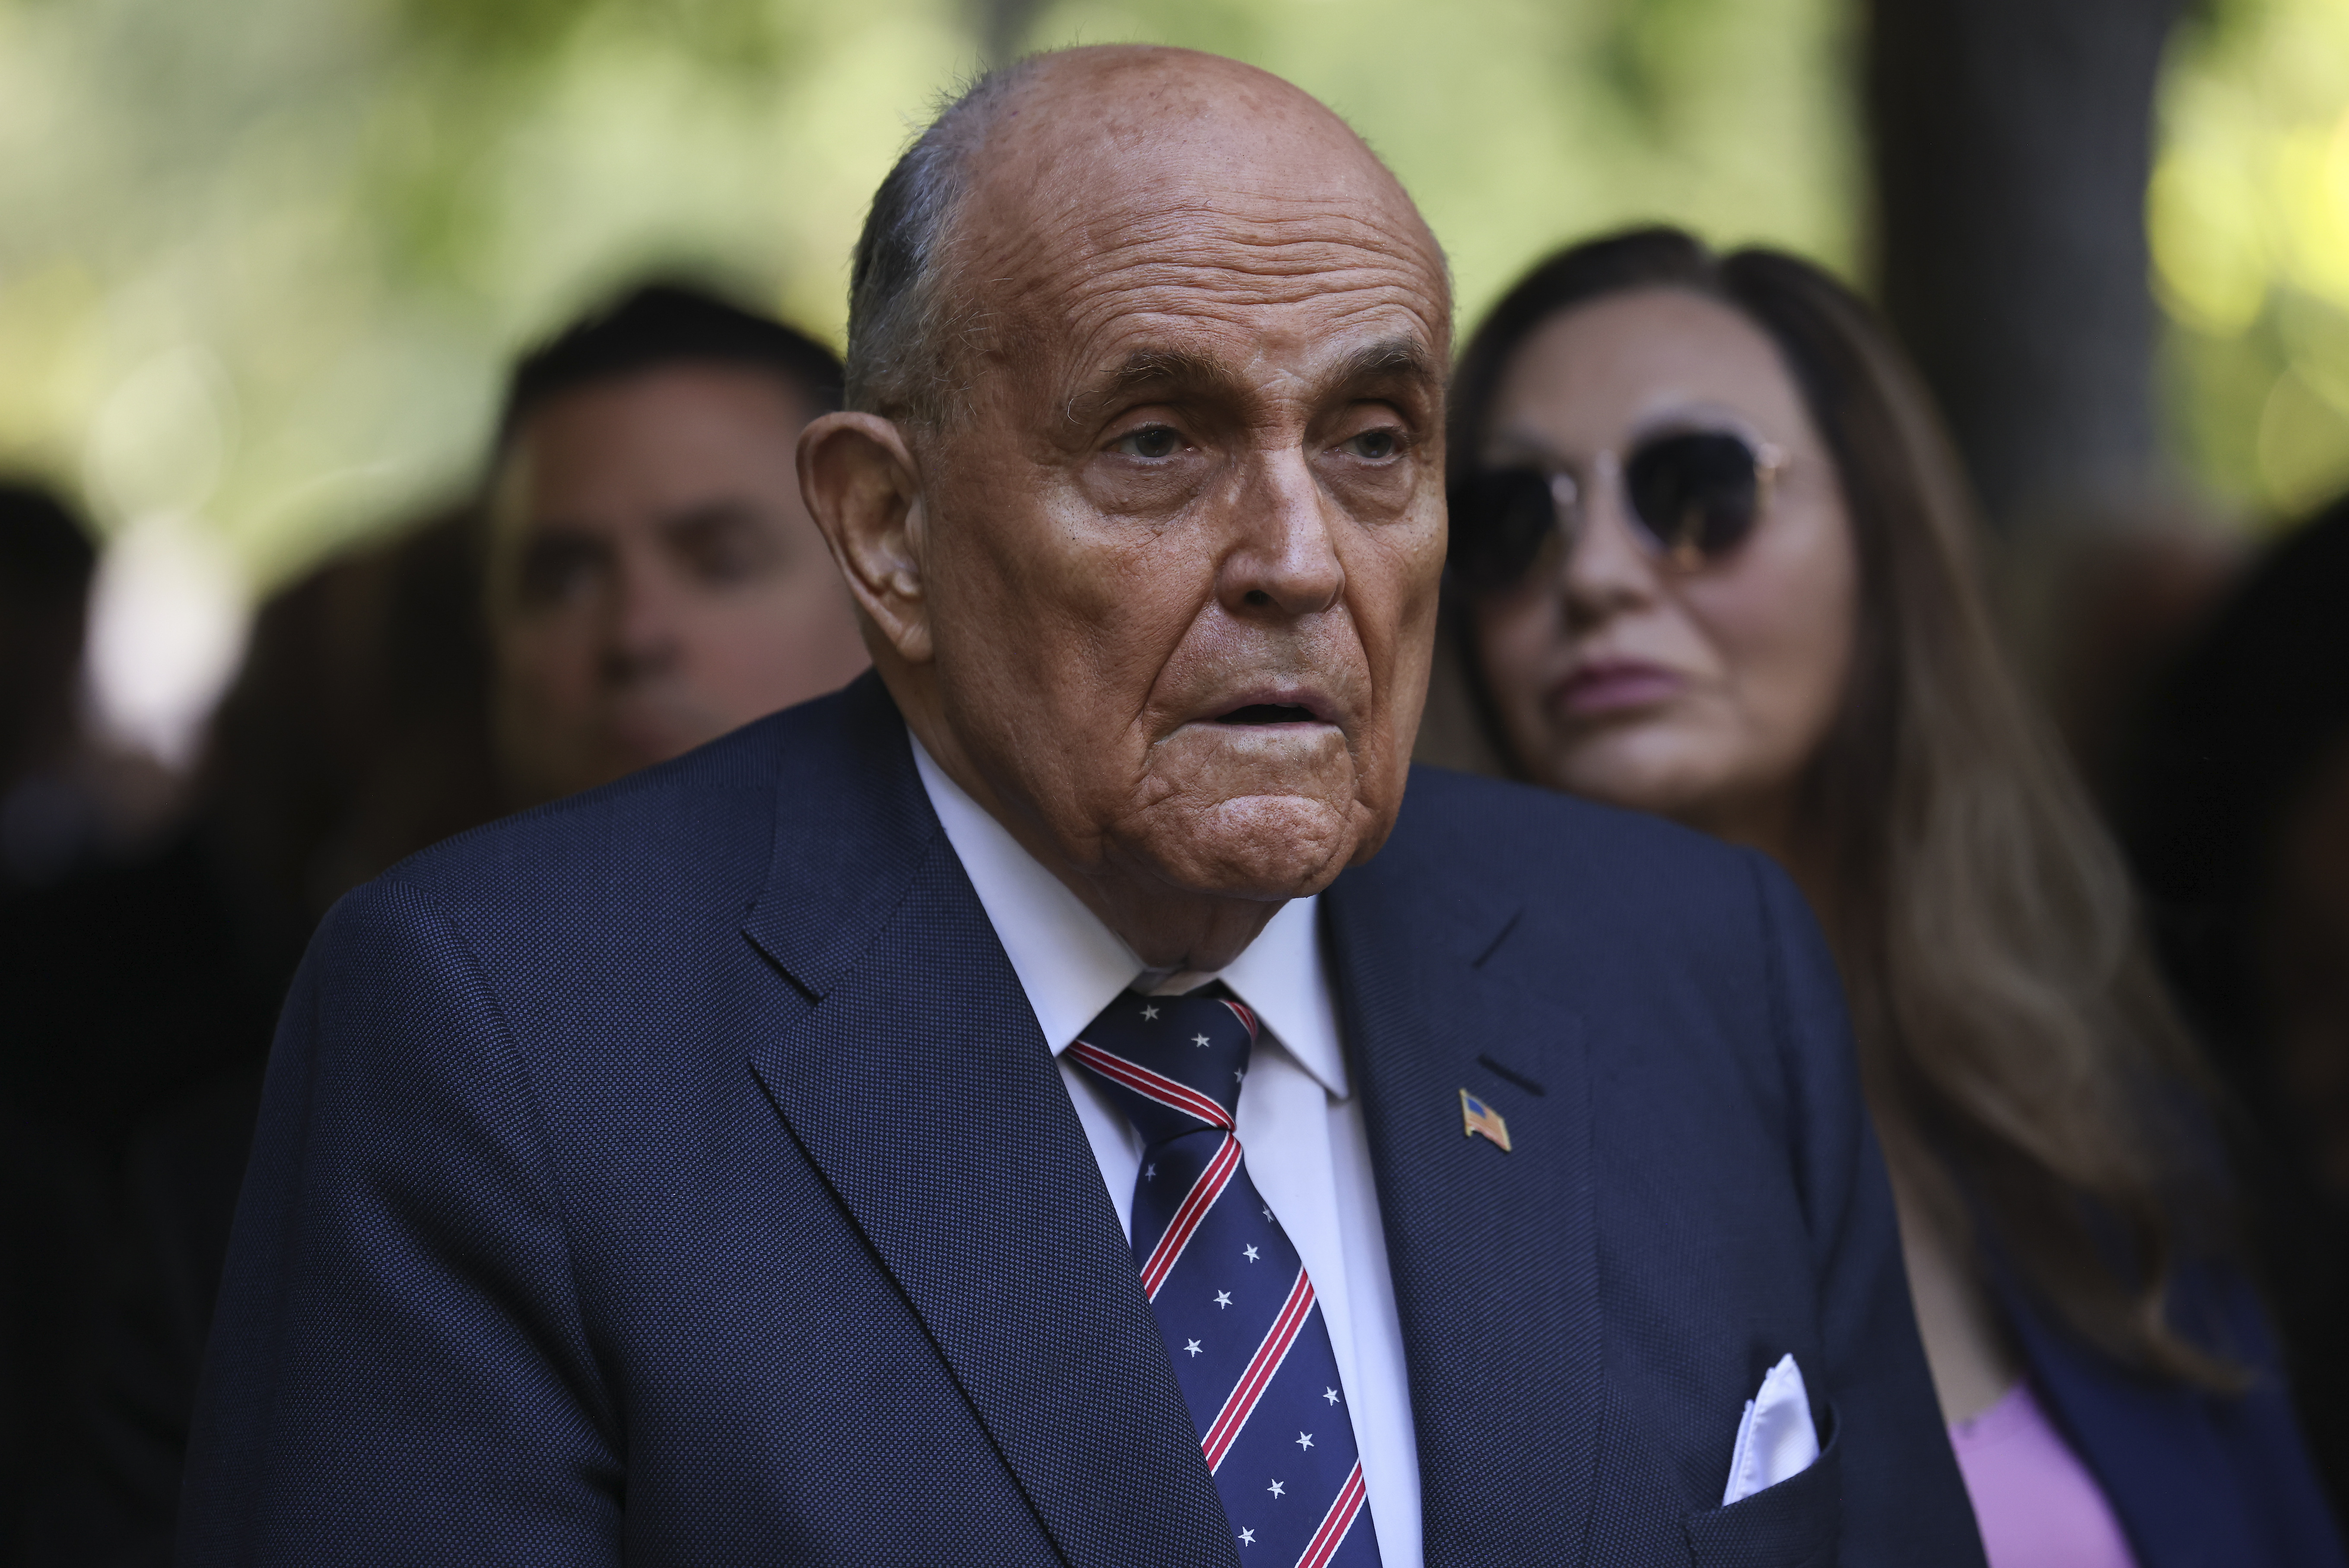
[969,0,1044,67]
[1867,0,2184,529]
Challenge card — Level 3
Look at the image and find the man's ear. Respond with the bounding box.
[798,412,932,665]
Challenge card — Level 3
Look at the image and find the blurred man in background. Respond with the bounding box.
[484,282,869,807]
[8,283,864,1566]
[1,483,279,1568]
[0,484,179,888]
[2126,490,2349,1517]
[1,480,108,1568]
[0,484,98,888]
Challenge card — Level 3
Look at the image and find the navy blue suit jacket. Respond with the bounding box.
[179,674,1980,1566]
[2014,1272,2346,1568]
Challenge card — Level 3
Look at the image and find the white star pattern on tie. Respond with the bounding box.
[1142,1005,1160,1021]
[1065,985,1378,1568]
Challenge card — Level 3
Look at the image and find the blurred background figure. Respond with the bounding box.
[2,496,502,1566]
[202,506,503,989]
[0,481,108,1567]
[484,282,867,808]
[2125,492,2349,1519]
[0,482,276,1568]
[5,280,867,1567]
[1996,501,2244,816]
[0,485,178,888]
[1434,227,2343,1567]
[0,485,99,886]
[44,503,509,1568]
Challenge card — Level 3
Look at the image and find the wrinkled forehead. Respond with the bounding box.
[953,86,1450,394]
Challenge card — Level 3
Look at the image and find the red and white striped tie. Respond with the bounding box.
[1069,984,1378,1567]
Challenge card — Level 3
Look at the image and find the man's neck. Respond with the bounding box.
[904,712,1284,975]
[1073,866,1284,977]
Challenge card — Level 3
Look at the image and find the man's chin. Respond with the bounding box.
[604,710,727,773]
[1116,725,1394,895]
[1123,791,1367,902]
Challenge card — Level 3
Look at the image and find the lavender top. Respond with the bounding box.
[1948,1378,2140,1568]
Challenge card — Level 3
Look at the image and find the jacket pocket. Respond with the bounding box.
[1681,1402,1840,1568]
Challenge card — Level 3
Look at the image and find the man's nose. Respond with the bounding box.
[1561,479,1662,630]
[599,560,685,684]
[1217,448,1345,618]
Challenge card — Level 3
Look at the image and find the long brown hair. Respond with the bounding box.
[1448,227,2233,1384]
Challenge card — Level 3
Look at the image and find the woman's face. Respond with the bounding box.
[1467,287,1858,852]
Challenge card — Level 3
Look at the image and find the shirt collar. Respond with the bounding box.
[910,730,1347,1100]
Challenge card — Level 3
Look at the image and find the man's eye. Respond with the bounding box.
[670,511,781,585]
[516,540,604,606]
[1113,426,1184,459]
[1345,429,1403,461]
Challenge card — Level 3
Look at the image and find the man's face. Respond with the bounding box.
[909,70,1450,910]
[488,363,868,804]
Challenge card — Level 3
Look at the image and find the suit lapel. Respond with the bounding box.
[741,678,1239,1568]
[1325,858,1603,1566]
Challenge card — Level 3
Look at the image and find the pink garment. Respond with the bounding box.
[1948,1379,2141,1568]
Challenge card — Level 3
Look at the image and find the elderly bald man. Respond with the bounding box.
[180,48,1981,1568]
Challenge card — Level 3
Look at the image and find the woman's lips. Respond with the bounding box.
[1550,660,1687,718]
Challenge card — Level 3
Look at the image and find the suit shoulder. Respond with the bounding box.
[377,703,800,917]
[1386,764,1764,906]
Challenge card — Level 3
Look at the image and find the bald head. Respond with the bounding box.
[845,46,1448,426]
[805,46,1453,974]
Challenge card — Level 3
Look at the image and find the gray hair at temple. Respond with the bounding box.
[843,60,1043,427]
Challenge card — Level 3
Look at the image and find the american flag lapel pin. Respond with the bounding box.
[1459,1088,1512,1153]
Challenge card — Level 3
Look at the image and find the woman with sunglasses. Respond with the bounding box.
[1442,228,2343,1568]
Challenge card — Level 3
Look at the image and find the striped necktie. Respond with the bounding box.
[1070,984,1380,1567]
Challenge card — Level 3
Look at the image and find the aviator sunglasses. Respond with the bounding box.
[1448,429,1784,592]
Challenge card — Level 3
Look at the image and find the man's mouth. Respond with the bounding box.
[1217,703,1321,726]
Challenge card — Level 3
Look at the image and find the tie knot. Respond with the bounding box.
[1068,983,1260,1145]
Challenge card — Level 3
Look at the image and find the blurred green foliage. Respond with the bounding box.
[10,0,2337,589]
[0,0,1852,589]
[2155,0,2349,523]
[1030,0,1859,352]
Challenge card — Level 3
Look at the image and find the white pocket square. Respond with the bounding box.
[1721,1353,1821,1506]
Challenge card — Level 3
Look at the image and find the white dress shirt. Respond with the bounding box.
[912,736,1422,1566]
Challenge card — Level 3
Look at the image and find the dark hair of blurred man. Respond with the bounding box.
[484,283,869,806]
[2126,490,2349,1514]
[1,481,280,1567]
[0,483,99,884]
